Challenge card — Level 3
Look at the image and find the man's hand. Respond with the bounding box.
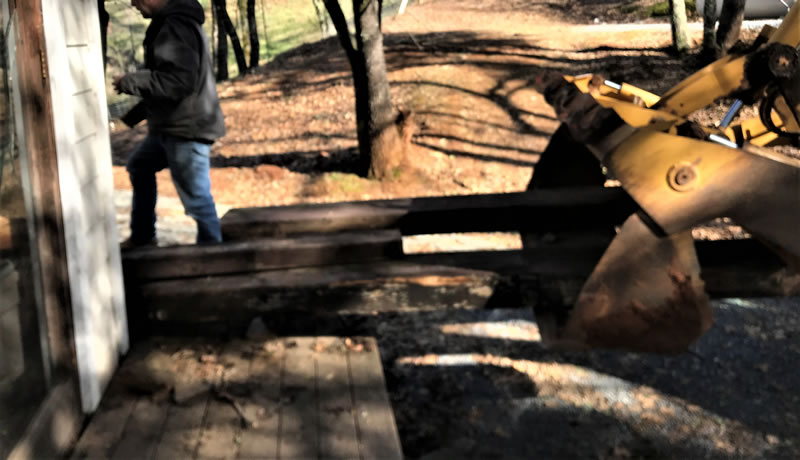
[112,75,126,94]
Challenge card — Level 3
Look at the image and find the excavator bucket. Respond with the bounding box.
[530,2,800,353]
[543,214,711,353]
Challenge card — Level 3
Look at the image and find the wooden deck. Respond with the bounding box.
[69,337,403,460]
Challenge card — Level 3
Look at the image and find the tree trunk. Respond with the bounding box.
[669,0,689,54]
[214,0,248,76]
[312,0,329,38]
[212,0,229,81]
[211,0,216,74]
[354,0,398,178]
[716,0,745,55]
[226,5,249,75]
[702,0,718,60]
[323,0,406,178]
[247,0,259,68]
[237,0,249,59]
[260,0,270,59]
[97,0,109,72]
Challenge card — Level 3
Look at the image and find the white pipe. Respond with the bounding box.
[696,0,796,19]
[398,0,410,15]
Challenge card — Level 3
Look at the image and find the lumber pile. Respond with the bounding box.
[121,188,792,334]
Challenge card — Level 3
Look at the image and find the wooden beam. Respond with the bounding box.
[220,187,636,240]
[130,239,790,332]
[11,0,75,374]
[137,261,498,330]
[122,229,403,280]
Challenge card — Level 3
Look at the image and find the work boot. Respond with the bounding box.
[120,237,157,250]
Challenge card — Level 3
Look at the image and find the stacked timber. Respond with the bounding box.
[122,187,792,334]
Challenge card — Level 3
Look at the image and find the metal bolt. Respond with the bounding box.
[674,166,696,186]
[667,163,699,192]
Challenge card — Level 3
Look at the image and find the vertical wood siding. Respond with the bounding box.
[41,0,128,413]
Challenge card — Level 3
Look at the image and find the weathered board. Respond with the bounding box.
[123,229,403,280]
[127,238,791,333]
[220,187,636,240]
[70,337,403,460]
[42,0,128,412]
[136,261,501,331]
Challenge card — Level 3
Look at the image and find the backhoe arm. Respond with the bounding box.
[529,6,800,352]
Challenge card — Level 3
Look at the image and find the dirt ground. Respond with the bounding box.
[109,0,800,458]
[110,0,718,209]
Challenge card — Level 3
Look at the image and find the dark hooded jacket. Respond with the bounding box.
[119,0,225,142]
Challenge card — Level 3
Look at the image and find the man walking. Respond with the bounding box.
[114,0,225,247]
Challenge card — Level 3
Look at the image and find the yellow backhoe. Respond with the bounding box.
[530,3,800,353]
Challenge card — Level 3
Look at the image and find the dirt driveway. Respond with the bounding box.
[110,0,712,211]
[110,0,799,458]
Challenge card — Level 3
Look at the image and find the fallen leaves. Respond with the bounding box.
[344,337,368,352]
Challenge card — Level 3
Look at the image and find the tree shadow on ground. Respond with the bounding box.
[136,29,701,175]
[209,147,361,174]
[245,32,697,96]
[243,295,798,460]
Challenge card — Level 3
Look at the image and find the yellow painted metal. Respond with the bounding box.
[601,100,681,129]
[773,95,800,133]
[620,82,661,107]
[534,3,800,353]
[655,55,747,117]
[567,74,661,107]
[769,1,800,46]
[570,78,792,145]
[655,2,799,117]
[726,117,781,146]
[605,129,800,258]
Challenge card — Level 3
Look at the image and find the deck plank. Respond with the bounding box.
[317,337,361,460]
[69,379,137,460]
[237,341,283,459]
[278,337,319,459]
[153,394,209,460]
[72,337,402,460]
[196,341,251,459]
[110,396,170,460]
[348,338,404,460]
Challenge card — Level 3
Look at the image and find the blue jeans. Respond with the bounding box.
[126,132,222,244]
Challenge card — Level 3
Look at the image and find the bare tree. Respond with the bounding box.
[716,0,746,55]
[323,0,415,179]
[212,0,229,80]
[669,0,689,54]
[236,0,249,59]
[702,0,746,60]
[212,0,249,78]
[702,0,718,59]
[260,0,270,59]
[211,0,216,73]
[312,0,330,38]
[247,0,259,68]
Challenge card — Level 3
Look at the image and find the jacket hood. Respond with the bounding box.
[156,0,205,25]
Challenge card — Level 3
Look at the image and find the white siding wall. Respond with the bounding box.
[41,0,128,412]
